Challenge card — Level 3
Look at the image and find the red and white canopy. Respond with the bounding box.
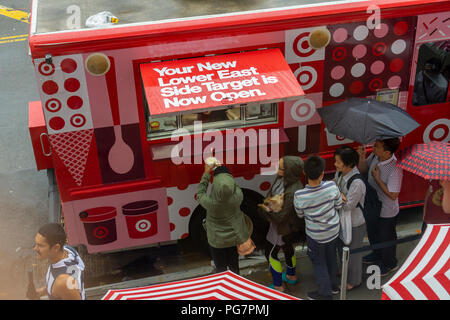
[102,271,300,300]
[382,224,450,300]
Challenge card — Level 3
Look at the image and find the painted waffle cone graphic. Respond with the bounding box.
[48,129,94,186]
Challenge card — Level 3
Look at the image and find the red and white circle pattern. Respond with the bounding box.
[36,54,92,134]
[167,184,198,241]
[325,19,412,100]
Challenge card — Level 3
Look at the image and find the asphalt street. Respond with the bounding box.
[0,0,50,300]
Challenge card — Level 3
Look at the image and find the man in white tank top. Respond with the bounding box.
[32,223,86,300]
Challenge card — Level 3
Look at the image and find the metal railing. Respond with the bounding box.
[339,233,422,300]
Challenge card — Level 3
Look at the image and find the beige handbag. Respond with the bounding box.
[237,214,256,256]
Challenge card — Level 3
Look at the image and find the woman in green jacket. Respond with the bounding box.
[259,156,305,292]
[196,163,249,275]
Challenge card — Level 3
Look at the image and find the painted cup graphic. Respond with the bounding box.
[79,207,117,245]
[122,200,158,239]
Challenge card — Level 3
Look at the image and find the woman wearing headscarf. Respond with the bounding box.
[258,156,305,292]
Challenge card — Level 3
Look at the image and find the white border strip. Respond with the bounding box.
[30,0,38,35]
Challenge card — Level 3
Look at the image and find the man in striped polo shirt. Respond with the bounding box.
[294,156,343,300]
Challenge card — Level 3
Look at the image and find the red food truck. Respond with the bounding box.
[27,0,450,254]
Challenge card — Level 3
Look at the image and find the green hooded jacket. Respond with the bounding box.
[261,156,305,236]
[196,172,249,249]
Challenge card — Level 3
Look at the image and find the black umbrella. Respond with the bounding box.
[317,98,420,144]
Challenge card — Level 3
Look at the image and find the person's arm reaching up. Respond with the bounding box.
[357,146,369,174]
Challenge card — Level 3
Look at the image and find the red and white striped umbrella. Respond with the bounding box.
[382,224,450,300]
[102,271,300,300]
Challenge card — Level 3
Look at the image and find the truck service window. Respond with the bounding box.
[412,41,450,106]
[145,103,278,140]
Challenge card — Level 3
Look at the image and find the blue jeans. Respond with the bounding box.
[306,236,338,296]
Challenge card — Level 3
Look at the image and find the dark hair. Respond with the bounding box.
[334,146,359,168]
[213,165,230,176]
[38,223,66,250]
[304,156,325,180]
[380,138,401,154]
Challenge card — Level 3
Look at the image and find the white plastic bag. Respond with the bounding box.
[85,11,119,28]
[339,209,352,245]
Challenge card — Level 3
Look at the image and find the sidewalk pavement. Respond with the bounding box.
[86,208,423,300]
[241,238,420,300]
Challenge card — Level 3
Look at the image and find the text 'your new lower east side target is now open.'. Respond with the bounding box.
[140,48,305,117]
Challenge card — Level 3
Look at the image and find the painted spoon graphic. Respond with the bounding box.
[105,57,134,174]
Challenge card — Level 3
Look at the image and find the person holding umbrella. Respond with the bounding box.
[441,180,450,214]
[317,98,419,276]
[421,180,450,233]
[357,138,403,276]
[397,141,450,224]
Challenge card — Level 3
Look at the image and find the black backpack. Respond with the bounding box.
[338,172,382,218]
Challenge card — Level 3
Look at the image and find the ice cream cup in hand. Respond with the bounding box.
[205,157,220,170]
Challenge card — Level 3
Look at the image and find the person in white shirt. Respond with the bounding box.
[334,146,366,291]
[358,138,403,276]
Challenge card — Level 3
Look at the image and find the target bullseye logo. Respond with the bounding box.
[293,32,316,58]
[93,226,109,239]
[135,219,151,233]
[45,99,62,113]
[325,128,353,146]
[369,78,383,91]
[332,47,347,62]
[423,119,450,143]
[38,62,55,76]
[70,114,86,128]
[291,99,316,122]
[373,42,387,56]
[294,66,317,91]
